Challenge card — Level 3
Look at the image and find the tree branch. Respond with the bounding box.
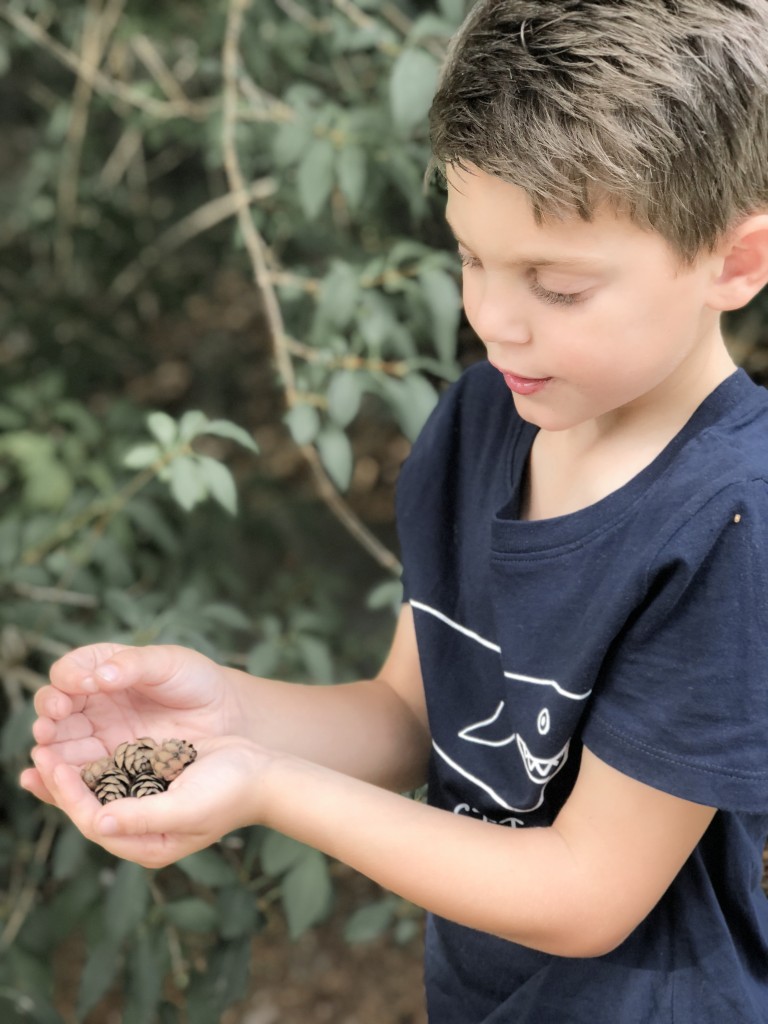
[221,0,401,576]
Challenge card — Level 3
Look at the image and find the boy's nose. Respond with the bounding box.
[470,297,532,348]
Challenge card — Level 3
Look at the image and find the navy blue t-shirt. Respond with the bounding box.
[396,360,768,1023]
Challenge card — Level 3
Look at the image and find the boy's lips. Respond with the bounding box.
[491,363,552,396]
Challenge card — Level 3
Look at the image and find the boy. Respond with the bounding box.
[22,0,768,1019]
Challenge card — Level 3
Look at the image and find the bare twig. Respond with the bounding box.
[285,336,409,377]
[55,0,125,275]
[99,124,144,189]
[131,33,190,104]
[149,879,190,990]
[273,0,331,33]
[0,816,58,955]
[1,7,216,122]
[238,73,295,123]
[222,0,401,576]
[109,177,278,300]
[11,582,99,608]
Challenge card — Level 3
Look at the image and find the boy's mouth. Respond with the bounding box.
[495,366,552,396]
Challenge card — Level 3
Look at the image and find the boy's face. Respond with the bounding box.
[445,164,727,434]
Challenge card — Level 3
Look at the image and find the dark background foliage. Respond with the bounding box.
[1,1,767,1020]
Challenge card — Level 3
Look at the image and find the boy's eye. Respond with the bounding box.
[458,251,586,308]
[458,250,481,269]
[529,279,584,307]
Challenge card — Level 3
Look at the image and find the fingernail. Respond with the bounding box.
[98,816,118,836]
[95,664,119,684]
[80,677,99,693]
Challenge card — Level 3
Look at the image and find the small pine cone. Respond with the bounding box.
[129,771,167,799]
[113,737,157,778]
[94,766,131,804]
[81,757,112,791]
[150,739,198,782]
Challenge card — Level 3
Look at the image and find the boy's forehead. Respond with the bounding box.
[444,163,667,269]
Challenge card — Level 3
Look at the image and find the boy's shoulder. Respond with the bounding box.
[684,369,768,482]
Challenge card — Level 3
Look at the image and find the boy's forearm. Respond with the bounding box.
[225,667,430,792]
[258,752,598,958]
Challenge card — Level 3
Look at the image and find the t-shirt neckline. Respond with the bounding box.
[493,367,756,554]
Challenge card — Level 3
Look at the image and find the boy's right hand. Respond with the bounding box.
[22,643,238,807]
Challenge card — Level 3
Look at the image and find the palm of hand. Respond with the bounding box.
[34,642,233,772]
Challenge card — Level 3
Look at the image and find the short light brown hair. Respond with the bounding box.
[428,0,768,265]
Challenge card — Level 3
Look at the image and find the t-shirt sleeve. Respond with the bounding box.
[582,478,768,813]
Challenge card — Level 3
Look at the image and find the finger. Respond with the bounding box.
[50,643,131,686]
[33,712,94,746]
[28,756,101,838]
[19,767,57,807]
[93,785,204,840]
[50,644,186,697]
[34,685,81,720]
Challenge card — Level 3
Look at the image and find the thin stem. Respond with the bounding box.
[221,0,402,576]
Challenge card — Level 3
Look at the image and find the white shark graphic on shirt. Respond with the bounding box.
[411,600,591,814]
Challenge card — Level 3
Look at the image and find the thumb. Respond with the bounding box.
[95,786,202,839]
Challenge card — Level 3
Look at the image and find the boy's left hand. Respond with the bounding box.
[27,736,272,868]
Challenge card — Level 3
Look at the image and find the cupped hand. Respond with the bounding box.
[25,735,272,869]
[22,642,240,807]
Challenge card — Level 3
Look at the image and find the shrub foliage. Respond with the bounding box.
[1,0,766,1020]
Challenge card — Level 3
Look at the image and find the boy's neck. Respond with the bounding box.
[520,337,737,522]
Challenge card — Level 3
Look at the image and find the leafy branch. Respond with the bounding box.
[221,0,402,576]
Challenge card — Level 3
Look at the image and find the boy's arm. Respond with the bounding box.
[80,608,715,959]
[225,602,431,793]
[251,742,715,958]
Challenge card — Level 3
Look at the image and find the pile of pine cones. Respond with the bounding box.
[81,737,197,805]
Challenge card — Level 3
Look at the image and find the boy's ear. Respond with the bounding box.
[707,213,768,311]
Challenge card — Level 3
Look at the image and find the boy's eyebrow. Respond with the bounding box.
[444,217,607,270]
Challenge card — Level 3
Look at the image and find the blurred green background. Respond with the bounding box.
[1,1,767,1021]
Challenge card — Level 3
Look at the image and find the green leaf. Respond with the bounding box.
[19,874,101,953]
[196,456,238,515]
[201,419,258,452]
[260,831,310,877]
[327,370,364,428]
[52,823,88,881]
[178,410,210,442]
[162,897,219,932]
[201,601,252,630]
[105,861,150,944]
[282,849,333,939]
[317,261,360,330]
[316,425,354,490]
[177,848,239,887]
[336,145,367,211]
[272,116,313,168]
[76,935,123,1020]
[284,403,320,446]
[0,703,36,765]
[344,897,396,943]
[215,886,260,940]
[246,639,281,677]
[122,928,166,1024]
[366,579,404,613]
[389,49,440,132]
[168,455,208,511]
[420,267,461,365]
[146,411,177,447]
[297,137,336,220]
[185,939,252,1024]
[387,373,438,441]
[407,13,455,43]
[122,442,162,469]
[296,633,334,684]
[394,917,422,944]
[438,0,469,24]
